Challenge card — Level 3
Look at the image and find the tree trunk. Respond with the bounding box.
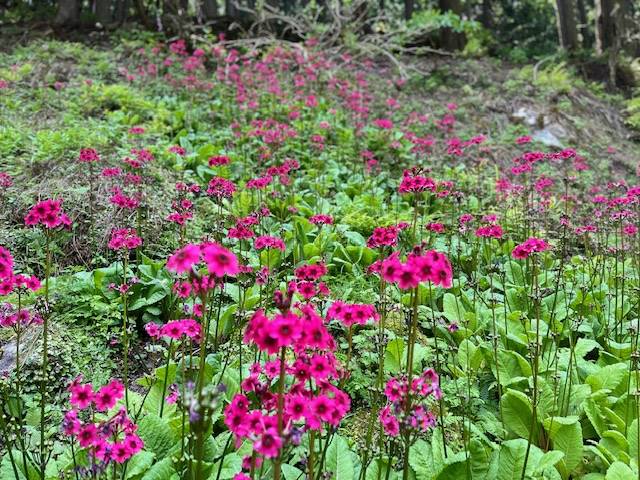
[225,0,235,18]
[55,0,80,26]
[480,0,494,30]
[95,0,112,25]
[115,0,129,24]
[479,0,493,30]
[202,0,218,19]
[576,0,591,48]
[595,0,617,54]
[554,0,579,51]
[596,0,624,86]
[404,0,414,20]
[438,0,466,51]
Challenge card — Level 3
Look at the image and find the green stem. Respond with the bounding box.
[40,233,51,480]
[159,339,174,418]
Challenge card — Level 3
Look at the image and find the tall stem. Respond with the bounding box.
[159,339,174,418]
[39,233,51,480]
[521,257,540,479]
[402,287,419,480]
[274,346,286,480]
[122,254,130,410]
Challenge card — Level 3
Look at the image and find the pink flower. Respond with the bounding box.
[0,247,14,280]
[426,222,445,234]
[161,320,185,339]
[69,383,94,410]
[367,225,399,248]
[168,145,186,156]
[78,148,100,163]
[0,172,12,188]
[207,177,236,198]
[254,235,286,252]
[145,322,161,339]
[77,424,99,447]
[108,228,142,250]
[94,380,124,411]
[124,434,144,454]
[25,276,41,291]
[254,429,282,458]
[110,442,132,463]
[208,155,231,166]
[201,243,239,277]
[373,118,393,129]
[512,237,551,259]
[475,224,503,239]
[24,199,72,229]
[173,281,192,298]
[309,214,334,225]
[167,244,201,273]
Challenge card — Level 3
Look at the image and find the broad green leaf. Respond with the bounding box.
[534,450,564,473]
[494,350,531,387]
[138,414,179,459]
[628,419,639,461]
[366,458,399,480]
[282,464,305,480]
[495,439,543,480]
[1,452,27,480]
[325,435,354,480]
[575,338,600,359]
[457,339,483,371]
[208,453,242,479]
[384,338,405,373]
[583,397,606,437]
[605,461,635,480]
[543,416,583,475]
[141,457,177,480]
[586,364,628,392]
[501,389,534,439]
[125,451,155,479]
[435,452,468,479]
[430,428,447,472]
[409,439,437,479]
[469,438,493,478]
[505,262,525,285]
[602,430,628,451]
[443,293,465,322]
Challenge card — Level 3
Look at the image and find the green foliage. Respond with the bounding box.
[626,95,640,130]
[516,63,578,95]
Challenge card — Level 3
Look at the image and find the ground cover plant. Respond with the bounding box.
[2,30,640,480]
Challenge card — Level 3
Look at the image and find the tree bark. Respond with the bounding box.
[95,0,112,25]
[576,0,591,48]
[595,0,618,54]
[404,0,414,20]
[202,0,218,19]
[133,0,154,28]
[225,0,235,18]
[554,0,579,51]
[438,0,466,51]
[479,0,493,30]
[55,0,80,26]
[115,0,129,24]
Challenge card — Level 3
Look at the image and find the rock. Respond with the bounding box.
[0,326,41,375]
[512,105,568,148]
[532,123,567,148]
